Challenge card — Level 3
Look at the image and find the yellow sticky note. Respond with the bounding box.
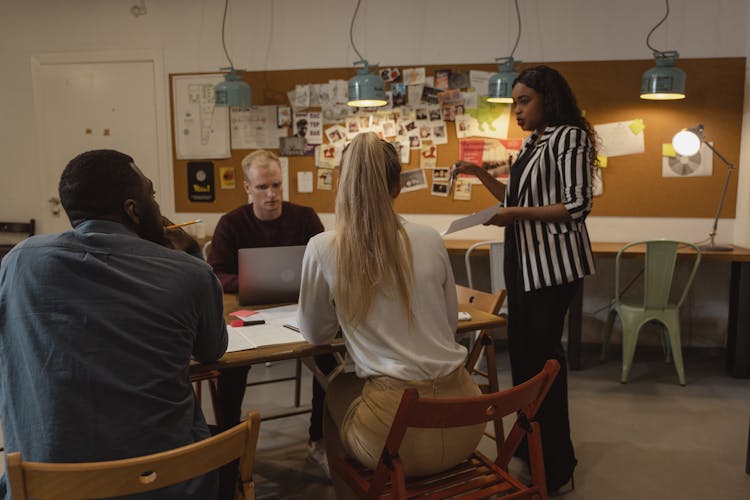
[662,143,677,157]
[596,155,608,168]
[629,118,645,135]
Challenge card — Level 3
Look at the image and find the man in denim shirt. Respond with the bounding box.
[0,150,227,499]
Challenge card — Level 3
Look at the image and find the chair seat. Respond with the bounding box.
[336,451,540,499]
[615,298,679,314]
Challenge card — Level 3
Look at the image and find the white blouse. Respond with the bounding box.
[297,219,466,380]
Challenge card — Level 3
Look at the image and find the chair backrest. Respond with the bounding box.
[6,411,261,500]
[365,360,560,494]
[455,284,506,317]
[465,240,506,314]
[615,240,702,308]
[202,239,213,260]
[0,219,35,258]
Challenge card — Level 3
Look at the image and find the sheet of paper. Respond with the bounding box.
[594,119,645,158]
[442,205,500,235]
[226,323,305,352]
[254,304,299,325]
[230,106,286,149]
[297,171,313,193]
[172,74,230,159]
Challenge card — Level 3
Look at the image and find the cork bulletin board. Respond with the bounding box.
[170,57,744,218]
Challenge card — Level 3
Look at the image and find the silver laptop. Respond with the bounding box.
[237,245,306,305]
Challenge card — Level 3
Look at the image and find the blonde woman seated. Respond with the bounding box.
[298,132,483,489]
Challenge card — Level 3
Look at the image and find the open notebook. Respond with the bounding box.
[226,304,304,352]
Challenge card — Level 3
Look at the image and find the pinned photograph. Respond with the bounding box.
[292,84,311,108]
[317,168,334,191]
[431,182,449,197]
[415,107,429,122]
[358,114,373,131]
[219,166,236,190]
[408,133,422,150]
[418,125,433,141]
[318,142,343,169]
[420,145,437,169]
[428,106,443,122]
[277,106,292,128]
[379,67,401,83]
[322,104,350,123]
[455,114,475,138]
[403,67,426,85]
[381,120,397,138]
[391,139,411,164]
[325,124,346,143]
[453,178,472,200]
[431,123,448,145]
[407,84,424,106]
[421,86,443,105]
[433,167,450,181]
[279,136,306,156]
[345,116,360,139]
[449,71,470,90]
[434,69,451,90]
[391,83,407,107]
[400,168,428,193]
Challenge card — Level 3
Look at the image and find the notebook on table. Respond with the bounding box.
[237,245,306,306]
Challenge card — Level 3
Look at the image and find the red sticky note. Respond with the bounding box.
[230,309,257,318]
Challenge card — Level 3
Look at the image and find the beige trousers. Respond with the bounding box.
[326,366,484,477]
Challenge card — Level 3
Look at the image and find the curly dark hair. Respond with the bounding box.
[514,65,598,165]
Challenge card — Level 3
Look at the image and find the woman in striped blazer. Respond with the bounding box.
[453,65,596,494]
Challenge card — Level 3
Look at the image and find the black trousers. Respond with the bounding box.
[506,265,581,491]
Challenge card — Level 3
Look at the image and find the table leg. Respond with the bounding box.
[567,281,584,371]
[727,262,750,378]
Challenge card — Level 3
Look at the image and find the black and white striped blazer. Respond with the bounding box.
[508,125,596,291]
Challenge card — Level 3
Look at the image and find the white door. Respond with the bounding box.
[32,53,167,233]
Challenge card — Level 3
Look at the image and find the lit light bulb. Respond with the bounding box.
[672,129,701,156]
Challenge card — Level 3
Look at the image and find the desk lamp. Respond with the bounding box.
[672,124,736,251]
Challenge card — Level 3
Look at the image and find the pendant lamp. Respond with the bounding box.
[214,0,251,107]
[640,0,685,100]
[487,0,521,103]
[346,0,387,108]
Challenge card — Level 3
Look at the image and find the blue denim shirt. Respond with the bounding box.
[0,220,227,499]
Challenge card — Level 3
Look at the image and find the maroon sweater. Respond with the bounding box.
[207,202,324,292]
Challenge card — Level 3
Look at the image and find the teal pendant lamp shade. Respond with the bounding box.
[487,57,519,103]
[215,68,252,107]
[640,51,686,100]
[347,60,387,107]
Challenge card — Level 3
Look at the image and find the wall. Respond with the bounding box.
[1,0,748,345]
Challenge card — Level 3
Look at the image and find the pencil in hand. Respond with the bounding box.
[165,219,202,230]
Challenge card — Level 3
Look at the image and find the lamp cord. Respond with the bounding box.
[509,0,521,59]
[646,0,670,53]
[349,0,365,62]
[221,0,234,68]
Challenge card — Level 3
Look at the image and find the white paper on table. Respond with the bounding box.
[442,205,501,235]
[254,304,298,325]
[226,324,305,352]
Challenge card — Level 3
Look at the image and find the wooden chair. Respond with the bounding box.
[330,360,560,500]
[456,284,507,450]
[191,369,223,426]
[0,219,35,259]
[6,411,261,500]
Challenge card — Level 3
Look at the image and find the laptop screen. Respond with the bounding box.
[237,245,307,306]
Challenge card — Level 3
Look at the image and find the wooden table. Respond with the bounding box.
[445,239,750,377]
[191,294,506,376]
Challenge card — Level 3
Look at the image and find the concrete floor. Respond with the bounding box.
[230,346,750,499]
[2,346,749,499]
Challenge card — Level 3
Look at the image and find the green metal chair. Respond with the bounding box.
[601,240,702,385]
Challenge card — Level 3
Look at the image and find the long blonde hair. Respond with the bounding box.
[334,133,413,327]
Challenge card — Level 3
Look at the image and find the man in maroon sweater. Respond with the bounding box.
[207,150,333,478]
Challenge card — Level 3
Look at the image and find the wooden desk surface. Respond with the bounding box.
[191,294,506,375]
[445,239,750,262]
